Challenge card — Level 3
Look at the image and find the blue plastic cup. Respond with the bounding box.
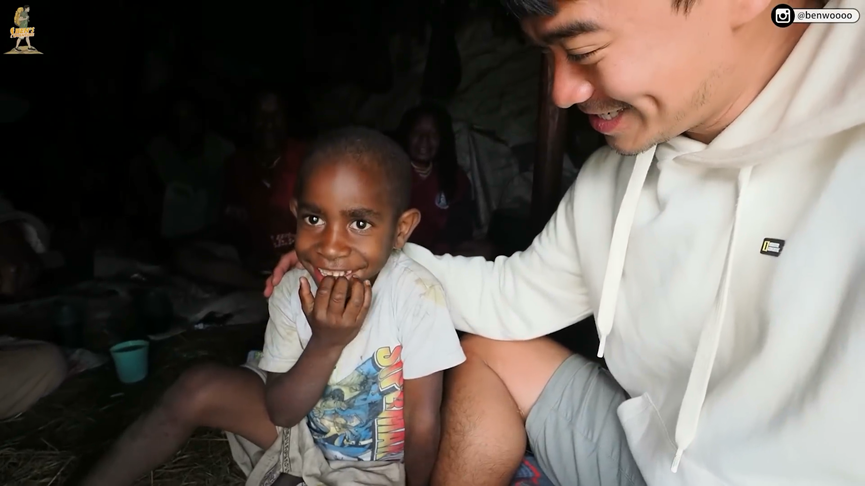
[109,340,150,384]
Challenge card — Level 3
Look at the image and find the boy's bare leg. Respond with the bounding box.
[81,363,277,486]
[431,336,572,486]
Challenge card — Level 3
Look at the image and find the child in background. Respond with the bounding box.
[233,126,465,485]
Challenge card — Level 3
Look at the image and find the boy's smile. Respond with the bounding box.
[291,158,418,286]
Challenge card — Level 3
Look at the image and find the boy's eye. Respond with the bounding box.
[350,220,371,231]
[304,215,322,226]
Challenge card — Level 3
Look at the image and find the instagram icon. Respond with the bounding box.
[772,3,860,27]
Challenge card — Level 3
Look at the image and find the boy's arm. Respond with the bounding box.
[264,338,342,428]
[393,268,467,485]
[403,372,444,486]
[262,274,371,429]
[260,271,340,428]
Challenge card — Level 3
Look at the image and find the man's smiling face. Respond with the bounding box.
[520,0,740,154]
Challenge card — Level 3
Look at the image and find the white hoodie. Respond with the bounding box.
[403,3,865,485]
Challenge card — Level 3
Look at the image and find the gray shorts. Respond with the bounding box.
[525,354,647,486]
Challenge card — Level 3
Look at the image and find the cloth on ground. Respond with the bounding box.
[513,454,556,486]
[0,270,268,351]
[0,337,67,420]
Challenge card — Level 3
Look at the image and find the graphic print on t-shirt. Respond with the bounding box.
[307,345,405,462]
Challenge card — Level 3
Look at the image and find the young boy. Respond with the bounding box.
[229,126,466,485]
[79,127,463,486]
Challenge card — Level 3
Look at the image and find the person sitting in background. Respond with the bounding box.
[126,86,235,242]
[169,89,312,289]
[125,86,282,289]
[222,89,311,267]
[0,195,67,420]
[395,102,476,255]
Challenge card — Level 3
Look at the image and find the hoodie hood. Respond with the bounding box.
[676,0,865,168]
[594,0,864,475]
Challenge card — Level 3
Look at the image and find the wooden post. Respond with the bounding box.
[531,54,568,235]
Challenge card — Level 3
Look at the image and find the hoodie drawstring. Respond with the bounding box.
[594,149,754,474]
[670,166,752,472]
[596,148,656,358]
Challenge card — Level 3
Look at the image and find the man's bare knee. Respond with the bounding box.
[456,334,572,420]
[458,334,501,359]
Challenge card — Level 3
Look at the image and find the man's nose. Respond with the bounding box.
[550,53,594,109]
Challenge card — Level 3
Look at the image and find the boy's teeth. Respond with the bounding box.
[319,269,353,278]
[598,109,623,120]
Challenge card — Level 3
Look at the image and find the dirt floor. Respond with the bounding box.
[0,322,267,486]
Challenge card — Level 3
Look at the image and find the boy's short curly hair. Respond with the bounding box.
[295,126,413,216]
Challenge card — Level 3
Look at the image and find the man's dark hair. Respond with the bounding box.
[295,126,413,216]
[501,0,699,18]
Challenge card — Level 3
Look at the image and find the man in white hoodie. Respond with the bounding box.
[266,0,865,484]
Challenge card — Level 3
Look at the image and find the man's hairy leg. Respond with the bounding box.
[431,336,572,486]
[81,364,277,486]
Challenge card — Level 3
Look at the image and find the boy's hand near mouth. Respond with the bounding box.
[299,275,372,350]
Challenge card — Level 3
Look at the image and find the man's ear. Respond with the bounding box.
[392,208,421,250]
[290,199,298,218]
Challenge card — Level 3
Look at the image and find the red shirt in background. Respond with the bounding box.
[223,139,307,257]
[409,167,472,254]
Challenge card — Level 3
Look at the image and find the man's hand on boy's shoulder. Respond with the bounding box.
[264,250,303,298]
[299,275,372,351]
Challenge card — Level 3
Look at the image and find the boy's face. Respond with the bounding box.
[291,158,420,285]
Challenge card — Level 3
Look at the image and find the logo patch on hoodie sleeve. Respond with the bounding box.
[760,238,785,257]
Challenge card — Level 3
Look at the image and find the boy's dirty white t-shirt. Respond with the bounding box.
[259,250,466,463]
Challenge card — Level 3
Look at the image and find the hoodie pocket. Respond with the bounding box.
[617,394,728,486]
